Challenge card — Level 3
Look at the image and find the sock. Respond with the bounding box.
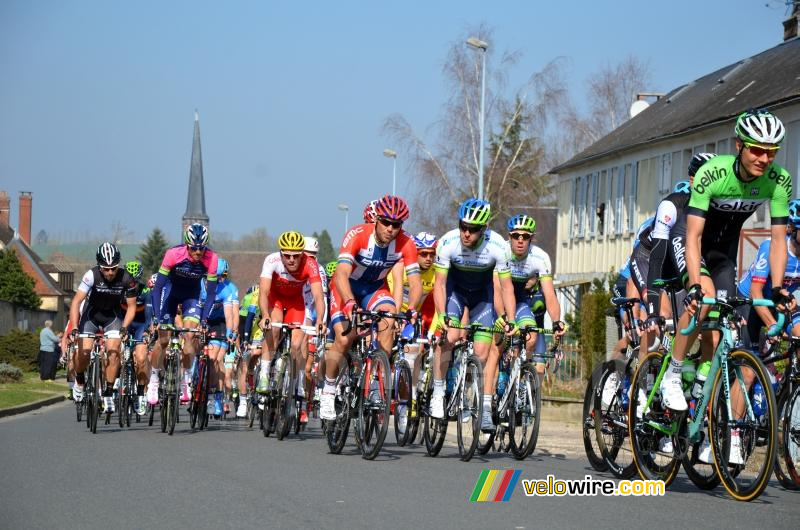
[150,368,159,382]
[323,377,336,394]
[665,358,683,380]
[483,394,492,411]
[433,379,444,395]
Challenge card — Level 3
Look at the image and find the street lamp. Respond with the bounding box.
[383,149,397,195]
[466,36,488,201]
[337,203,349,234]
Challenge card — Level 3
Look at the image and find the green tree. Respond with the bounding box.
[0,249,41,309]
[314,230,336,264]
[138,228,170,277]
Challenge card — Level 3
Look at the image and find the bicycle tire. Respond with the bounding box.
[595,359,636,478]
[582,365,608,471]
[510,364,542,460]
[276,354,295,440]
[89,356,101,434]
[324,374,351,454]
[681,434,720,490]
[628,351,681,486]
[393,360,413,446]
[456,356,482,462]
[775,382,800,489]
[148,403,155,427]
[247,390,257,429]
[357,349,391,460]
[709,348,776,501]
[76,398,84,423]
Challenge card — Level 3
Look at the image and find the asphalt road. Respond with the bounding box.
[0,402,797,529]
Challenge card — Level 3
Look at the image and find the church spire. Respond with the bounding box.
[182,109,209,233]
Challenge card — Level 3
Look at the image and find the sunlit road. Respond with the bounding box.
[1,402,797,529]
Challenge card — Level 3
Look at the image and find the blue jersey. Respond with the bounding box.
[619,216,652,280]
[738,237,800,298]
[201,278,239,322]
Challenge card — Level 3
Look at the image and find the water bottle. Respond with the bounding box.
[497,371,509,397]
[619,375,630,411]
[752,382,765,417]
[691,361,711,400]
[681,361,697,399]
[446,366,456,394]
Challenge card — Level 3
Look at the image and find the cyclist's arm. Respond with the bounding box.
[334,261,356,304]
[497,273,516,324]
[243,308,256,342]
[749,281,778,328]
[258,276,272,325]
[389,261,404,309]
[122,296,137,328]
[540,276,561,325]
[685,214,706,289]
[70,273,91,331]
[645,199,677,315]
[310,281,326,329]
[433,269,448,323]
[406,271,422,312]
[492,272,504,316]
[769,224,788,295]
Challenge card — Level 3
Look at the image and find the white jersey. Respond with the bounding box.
[434,228,510,291]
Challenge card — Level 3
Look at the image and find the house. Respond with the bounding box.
[550,14,800,314]
[0,191,72,330]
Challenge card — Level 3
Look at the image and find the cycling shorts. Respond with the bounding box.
[444,279,495,344]
[207,318,229,347]
[329,279,395,328]
[128,320,148,344]
[268,292,307,325]
[159,290,202,325]
[79,309,123,339]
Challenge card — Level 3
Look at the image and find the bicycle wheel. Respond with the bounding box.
[166,395,178,435]
[324,377,351,454]
[595,359,636,478]
[709,348,776,501]
[510,364,542,460]
[456,356,483,462]
[76,398,84,423]
[148,403,155,427]
[775,382,800,489]
[582,365,607,471]
[393,359,413,446]
[247,389,257,429]
[681,423,720,490]
[628,351,681,486]
[89,358,101,434]
[357,349,391,460]
[276,355,296,440]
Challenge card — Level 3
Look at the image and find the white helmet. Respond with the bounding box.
[735,109,785,145]
[303,236,319,253]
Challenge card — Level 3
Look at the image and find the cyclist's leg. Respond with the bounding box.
[72,313,98,398]
[130,322,149,409]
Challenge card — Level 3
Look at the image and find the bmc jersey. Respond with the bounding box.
[688,154,791,244]
[158,245,220,291]
[337,224,419,287]
[738,237,800,298]
[260,252,321,298]
[435,228,510,291]
[78,267,137,312]
[200,278,239,322]
[506,243,552,300]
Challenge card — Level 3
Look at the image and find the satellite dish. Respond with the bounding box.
[629,100,650,119]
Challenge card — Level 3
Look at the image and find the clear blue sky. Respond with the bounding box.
[0,0,790,245]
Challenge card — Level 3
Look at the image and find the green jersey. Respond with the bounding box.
[687,154,791,245]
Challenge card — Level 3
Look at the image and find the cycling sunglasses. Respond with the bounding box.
[459,222,483,234]
[744,142,779,158]
[378,218,403,229]
[509,232,532,241]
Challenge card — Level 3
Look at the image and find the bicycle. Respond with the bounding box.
[156,325,199,435]
[478,325,543,460]
[390,320,423,447]
[188,336,214,431]
[322,308,398,459]
[78,332,105,434]
[263,322,317,440]
[65,341,86,423]
[629,296,781,501]
[117,333,139,428]
[421,322,487,462]
[761,332,800,489]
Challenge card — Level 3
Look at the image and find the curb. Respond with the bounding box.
[0,394,65,418]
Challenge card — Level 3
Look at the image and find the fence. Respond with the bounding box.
[0,300,57,335]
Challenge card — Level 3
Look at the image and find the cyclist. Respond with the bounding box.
[68,243,138,413]
[257,231,326,410]
[201,257,239,417]
[670,109,792,462]
[501,214,565,373]
[387,231,438,419]
[738,199,800,351]
[299,235,329,424]
[431,198,517,432]
[363,199,378,224]
[320,195,421,421]
[121,260,153,415]
[150,223,220,403]
[236,284,263,417]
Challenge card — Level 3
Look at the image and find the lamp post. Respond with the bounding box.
[337,203,349,235]
[383,149,397,195]
[466,36,488,200]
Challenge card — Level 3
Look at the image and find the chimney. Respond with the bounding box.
[785,3,800,41]
[18,191,32,244]
[0,191,9,229]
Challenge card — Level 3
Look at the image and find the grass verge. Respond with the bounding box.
[0,372,68,409]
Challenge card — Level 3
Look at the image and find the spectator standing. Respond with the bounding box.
[38,320,59,381]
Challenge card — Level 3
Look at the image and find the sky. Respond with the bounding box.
[0,0,792,245]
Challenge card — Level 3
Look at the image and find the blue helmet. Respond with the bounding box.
[217,257,229,276]
[673,180,691,194]
[184,223,209,247]
[789,199,800,228]
[458,198,491,226]
[413,231,437,249]
[507,214,536,233]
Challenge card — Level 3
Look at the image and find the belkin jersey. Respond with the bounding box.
[738,237,800,298]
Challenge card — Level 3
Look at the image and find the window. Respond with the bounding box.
[615,166,625,236]
[577,175,588,238]
[716,138,729,154]
[671,150,683,188]
[589,172,599,237]
[568,178,577,239]
[658,153,672,194]
[626,163,638,233]
[597,170,607,236]
[608,167,618,237]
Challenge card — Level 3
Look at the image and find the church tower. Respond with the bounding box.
[182,110,209,236]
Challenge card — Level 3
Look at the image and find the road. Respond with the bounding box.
[0,402,797,529]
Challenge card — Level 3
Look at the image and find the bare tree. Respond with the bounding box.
[108,220,134,245]
[383,25,567,234]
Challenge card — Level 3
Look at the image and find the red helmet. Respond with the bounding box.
[374,195,409,222]
[363,200,378,223]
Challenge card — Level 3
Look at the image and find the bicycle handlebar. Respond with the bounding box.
[680,297,783,336]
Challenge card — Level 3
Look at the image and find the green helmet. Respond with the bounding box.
[734,108,785,145]
[125,260,142,280]
[507,214,536,233]
[325,261,337,278]
[458,198,491,226]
